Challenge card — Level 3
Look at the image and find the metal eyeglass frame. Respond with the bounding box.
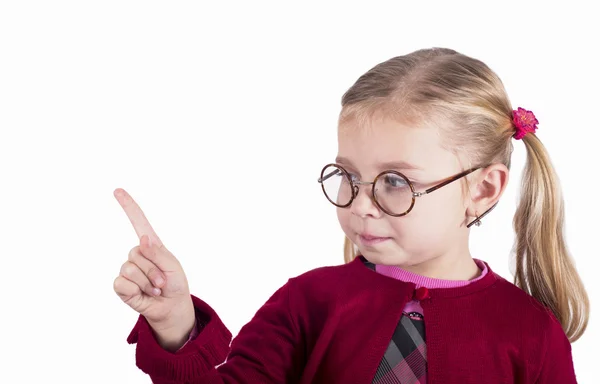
[318,163,498,228]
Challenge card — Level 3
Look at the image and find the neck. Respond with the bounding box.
[395,252,481,281]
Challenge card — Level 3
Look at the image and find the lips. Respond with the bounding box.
[360,234,385,240]
[358,233,391,245]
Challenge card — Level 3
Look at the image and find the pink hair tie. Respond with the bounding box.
[512,107,539,140]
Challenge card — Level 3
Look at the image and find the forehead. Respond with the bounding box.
[337,115,454,174]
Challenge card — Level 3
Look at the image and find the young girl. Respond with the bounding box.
[113,47,589,383]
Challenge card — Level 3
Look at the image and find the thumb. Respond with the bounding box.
[140,234,180,272]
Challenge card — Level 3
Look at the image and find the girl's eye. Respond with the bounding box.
[383,174,408,188]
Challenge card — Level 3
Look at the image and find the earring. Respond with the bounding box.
[466,202,499,228]
[467,213,482,228]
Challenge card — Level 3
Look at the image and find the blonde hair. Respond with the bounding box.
[339,47,589,342]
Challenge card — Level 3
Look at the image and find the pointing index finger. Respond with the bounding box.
[114,188,163,247]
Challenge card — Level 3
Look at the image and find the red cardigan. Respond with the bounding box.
[127,256,577,383]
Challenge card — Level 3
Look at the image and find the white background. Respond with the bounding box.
[1,1,598,383]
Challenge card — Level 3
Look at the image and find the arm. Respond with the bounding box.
[127,279,305,384]
[535,315,578,383]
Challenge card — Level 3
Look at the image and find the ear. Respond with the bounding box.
[465,163,509,224]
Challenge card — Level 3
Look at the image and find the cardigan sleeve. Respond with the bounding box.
[127,279,305,383]
[535,314,577,383]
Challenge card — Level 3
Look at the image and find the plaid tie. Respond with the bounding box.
[371,312,427,384]
[362,258,428,383]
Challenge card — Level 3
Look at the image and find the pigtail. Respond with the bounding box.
[344,236,358,264]
[513,133,589,342]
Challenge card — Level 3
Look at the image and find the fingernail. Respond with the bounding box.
[152,288,161,296]
[155,277,164,287]
[147,237,152,248]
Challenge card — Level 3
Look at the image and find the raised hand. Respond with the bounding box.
[113,188,195,350]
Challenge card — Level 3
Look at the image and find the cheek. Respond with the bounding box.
[390,191,459,233]
[388,213,446,258]
[336,208,352,233]
[388,215,419,239]
[429,188,466,219]
[401,189,464,234]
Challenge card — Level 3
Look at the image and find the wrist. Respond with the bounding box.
[148,298,196,352]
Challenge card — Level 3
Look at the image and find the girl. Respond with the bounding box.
[114,47,589,383]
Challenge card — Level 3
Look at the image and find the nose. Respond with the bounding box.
[350,183,381,218]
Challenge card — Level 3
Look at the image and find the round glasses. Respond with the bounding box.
[318,163,483,217]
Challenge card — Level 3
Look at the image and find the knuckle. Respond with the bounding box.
[147,266,160,279]
[120,262,135,278]
[113,276,124,292]
[128,246,141,261]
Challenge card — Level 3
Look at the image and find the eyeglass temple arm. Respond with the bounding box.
[419,167,481,195]
[318,169,341,183]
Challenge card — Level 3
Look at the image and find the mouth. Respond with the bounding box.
[358,233,391,246]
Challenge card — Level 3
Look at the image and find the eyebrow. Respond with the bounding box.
[335,157,424,171]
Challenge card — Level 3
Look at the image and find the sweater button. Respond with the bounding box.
[414,287,430,300]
